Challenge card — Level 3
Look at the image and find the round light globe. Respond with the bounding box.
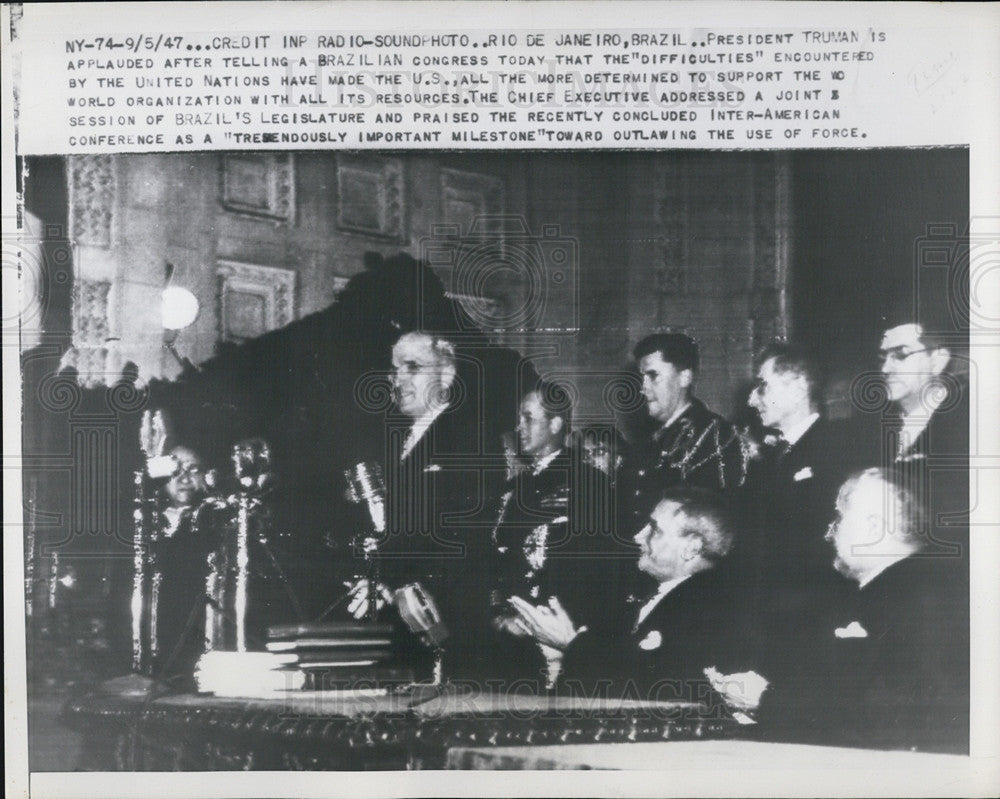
[161,286,200,330]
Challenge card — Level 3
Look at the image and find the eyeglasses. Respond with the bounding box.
[878,346,930,363]
[173,463,203,477]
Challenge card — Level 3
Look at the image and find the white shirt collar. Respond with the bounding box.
[401,404,447,460]
[780,412,820,447]
[532,448,563,475]
[635,574,692,629]
[897,416,931,459]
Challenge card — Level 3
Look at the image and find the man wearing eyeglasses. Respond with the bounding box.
[878,321,968,464]
[347,330,496,680]
[875,314,970,584]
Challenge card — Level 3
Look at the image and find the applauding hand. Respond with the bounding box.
[704,666,769,712]
[507,595,587,651]
[140,409,169,459]
[346,579,393,620]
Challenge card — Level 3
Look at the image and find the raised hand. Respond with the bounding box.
[140,409,168,459]
[346,578,393,620]
[507,595,586,651]
[704,666,770,711]
[492,614,532,638]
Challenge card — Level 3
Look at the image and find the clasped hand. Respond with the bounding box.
[507,595,587,651]
[703,666,769,712]
[345,578,394,619]
[140,409,169,459]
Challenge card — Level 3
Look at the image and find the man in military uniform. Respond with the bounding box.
[623,333,746,532]
[490,383,631,687]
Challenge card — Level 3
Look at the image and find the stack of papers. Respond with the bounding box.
[194,651,306,697]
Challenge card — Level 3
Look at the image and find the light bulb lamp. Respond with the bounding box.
[161,262,200,373]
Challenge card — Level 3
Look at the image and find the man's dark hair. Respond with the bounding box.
[756,341,825,411]
[882,298,958,354]
[633,333,699,374]
[531,379,574,432]
[657,486,735,562]
[915,327,952,354]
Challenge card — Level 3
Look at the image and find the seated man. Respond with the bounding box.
[510,487,757,703]
[745,467,969,753]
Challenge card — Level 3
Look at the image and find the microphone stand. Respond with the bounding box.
[394,582,448,687]
[130,468,151,675]
[99,467,161,698]
[344,463,386,626]
[363,535,379,624]
[230,439,272,653]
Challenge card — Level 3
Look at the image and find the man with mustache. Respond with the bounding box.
[349,331,493,679]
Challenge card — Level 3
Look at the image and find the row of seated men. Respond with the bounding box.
[140,317,969,754]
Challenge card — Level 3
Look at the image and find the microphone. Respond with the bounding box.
[344,462,387,624]
[344,462,386,534]
[394,582,449,647]
[232,438,274,494]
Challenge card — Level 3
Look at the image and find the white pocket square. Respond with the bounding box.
[424,464,442,473]
[793,466,814,482]
[638,630,662,650]
[835,621,868,638]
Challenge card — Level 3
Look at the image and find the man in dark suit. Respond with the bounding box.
[877,319,969,559]
[879,321,968,462]
[623,334,746,534]
[751,467,969,753]
[490,383,633,686]
[348,330,495,679]
[510,488,757,704]
[741,343,865,628]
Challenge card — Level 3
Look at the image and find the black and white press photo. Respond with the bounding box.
[5,2,999,797]
[17,147,973,767]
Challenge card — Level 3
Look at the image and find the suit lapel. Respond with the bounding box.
[778,419,822,481]
[631,575,694,638]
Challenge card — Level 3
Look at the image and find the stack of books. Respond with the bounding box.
[265,621,414,690]
[265,621,394,667]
